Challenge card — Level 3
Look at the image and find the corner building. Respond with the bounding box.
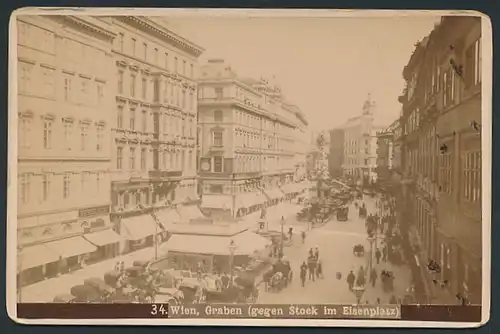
[197,60,309,219]
[109,17,204,251]
[16,16,116,284]
[341,95,382,186]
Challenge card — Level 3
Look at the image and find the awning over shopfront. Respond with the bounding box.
[120,215,158,241]
[280,183,305,194]
[263,188,284,200]
[83,229,122,247]
[165,231,271,256]
[177,205,205,221]
[236,192,264,209]
[156,208,181,226]
[201,195,233,210]
[45,236,98,259]
[18,244,60,272]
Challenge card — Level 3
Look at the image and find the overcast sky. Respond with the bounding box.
[167,13,440,131]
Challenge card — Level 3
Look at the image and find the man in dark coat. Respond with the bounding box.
[300,262,308,287]
[307,255,316,281]
[347,271,355,290]
[382,246,388,262]
[375,248,382,264]
[370,268,378,287]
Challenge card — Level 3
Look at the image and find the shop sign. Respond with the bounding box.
[37,211,78,226]
[78,205,110,218]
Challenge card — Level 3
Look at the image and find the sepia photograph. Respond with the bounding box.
[7,8,491,327]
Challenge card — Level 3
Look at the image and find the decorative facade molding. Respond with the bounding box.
[118,16,205,58]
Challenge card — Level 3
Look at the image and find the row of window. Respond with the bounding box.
[115,32,195,79]
[405,38,482,129]
[117,70,196,111]
[18,61,106,106]
[410,145,481,204]
[19,114,105,152]
[19,171,104,205]
[116,146,195,172]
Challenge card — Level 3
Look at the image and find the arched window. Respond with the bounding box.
[42,228,53,236]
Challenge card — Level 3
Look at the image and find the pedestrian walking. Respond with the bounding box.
[114,261,120,272]
[307,255,316,281]
[120,261,125,273]
[382,246,388,262]
[375,248,382,265]
[370,268,378,287]
[347,271,356,291]
[316,259,323,279]
[356,266,366,287]
[300,262,307,287]
[301,231,306,244]
[314,247,320,261]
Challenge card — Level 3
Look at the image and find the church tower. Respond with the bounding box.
[362,93,377,116]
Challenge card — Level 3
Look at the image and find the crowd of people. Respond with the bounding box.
[299,247,323,287]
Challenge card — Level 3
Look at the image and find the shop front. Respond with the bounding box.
[163,230,271,274]
[44,236,98,274]
[78,205,117,263]
[236,192,265,217]
[83,229,122,263]
[263,187,284,207]
[119,214,159,253]
[17,244,60,287]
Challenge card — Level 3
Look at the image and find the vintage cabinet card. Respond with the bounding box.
[6,7,491,328]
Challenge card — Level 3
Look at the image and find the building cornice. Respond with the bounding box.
[62,16,117,41]
[118,16,205,58]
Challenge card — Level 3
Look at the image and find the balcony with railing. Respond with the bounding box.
[148,170,183,180]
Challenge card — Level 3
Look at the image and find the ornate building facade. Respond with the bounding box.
[197,59,308,219]
[109,17,204,250]
[399,16,482,305]
[16,16,117,284]
[341,94,382,185]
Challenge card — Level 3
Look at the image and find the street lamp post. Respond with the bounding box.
[280,216,285,258]
[367,236,376,274]
[228,240,237,279]
[352,285,366,305]
[154,214,159,261]
[231,173,236,219]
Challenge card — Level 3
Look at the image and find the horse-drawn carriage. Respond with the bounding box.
[353,244,365,257]
[264,260,292,292]
[336,206,348,221]
[177,278,205,303]
[203,273,259,303]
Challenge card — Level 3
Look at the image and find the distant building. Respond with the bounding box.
[197,59,309,219]
[328,128,344,178]
[341,94,384,185]
[375,120,398,183]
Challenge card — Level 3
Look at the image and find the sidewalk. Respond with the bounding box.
[20,246,158,302]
